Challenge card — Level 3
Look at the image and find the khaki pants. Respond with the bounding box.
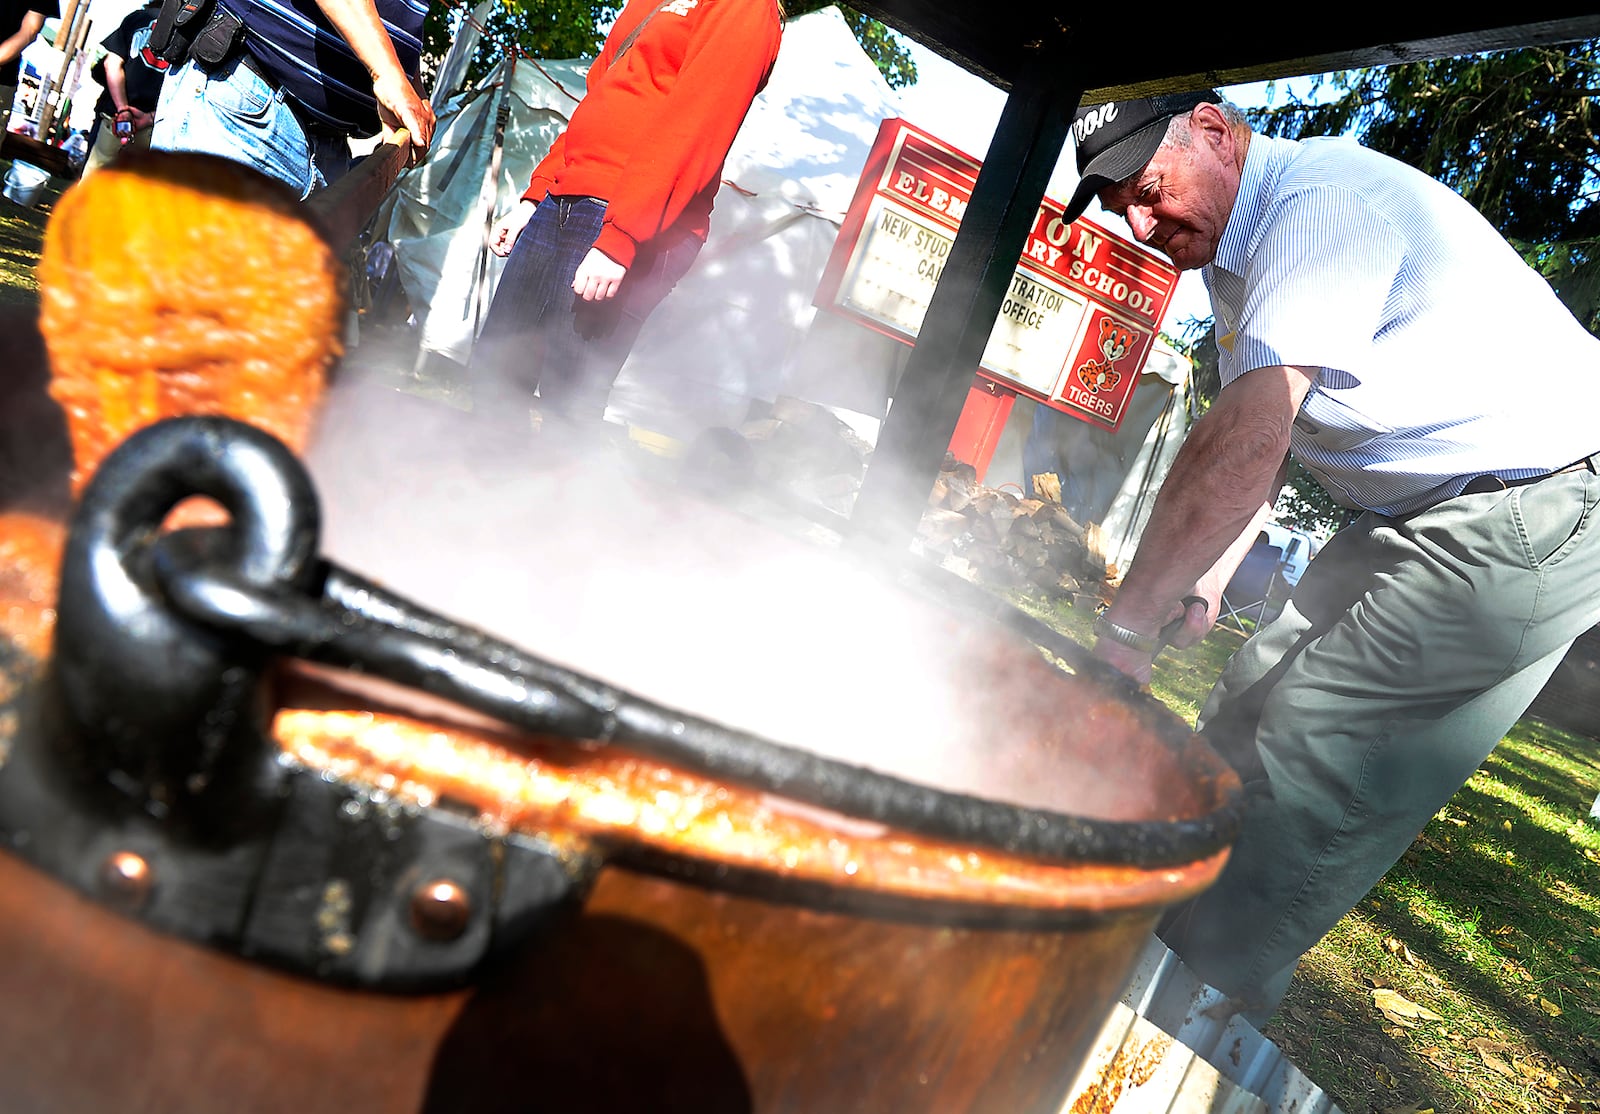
[81,116,154,180]
[1161,457,1600,1022]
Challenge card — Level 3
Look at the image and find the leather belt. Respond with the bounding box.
[1461,453,1599,496]
[232,46,269,83]
[224,48,349,139]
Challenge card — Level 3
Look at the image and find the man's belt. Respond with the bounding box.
[1462,453,1600,496]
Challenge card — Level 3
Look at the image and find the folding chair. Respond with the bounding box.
[1218,533,1287,634]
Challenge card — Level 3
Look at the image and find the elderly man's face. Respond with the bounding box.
[1096,107,1241,271]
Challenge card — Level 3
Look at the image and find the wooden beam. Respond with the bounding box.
[854,1,1600,95]
[305,134,411,251]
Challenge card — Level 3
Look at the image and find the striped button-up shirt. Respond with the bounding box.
[1205,134,1600,515]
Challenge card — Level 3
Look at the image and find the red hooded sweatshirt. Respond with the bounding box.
[522,0,784,270]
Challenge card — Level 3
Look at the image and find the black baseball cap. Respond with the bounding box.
[1064,90,1222,222]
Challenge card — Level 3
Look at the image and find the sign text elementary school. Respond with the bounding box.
[816,119,1180,431]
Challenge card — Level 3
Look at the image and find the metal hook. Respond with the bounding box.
[49,415,321,839]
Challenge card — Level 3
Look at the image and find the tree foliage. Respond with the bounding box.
[1248,42,1600,333]
[423,0,915,91]
[783,2,916,88]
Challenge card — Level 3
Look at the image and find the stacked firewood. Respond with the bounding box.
[918,455,1117,604]
[683,402,1115,604]
[687,396,873,518]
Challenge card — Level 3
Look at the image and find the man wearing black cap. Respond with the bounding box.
[1070,91,1600,1022]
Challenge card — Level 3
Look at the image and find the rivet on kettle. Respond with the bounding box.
[99,850,153,909]
[408,878,472,941]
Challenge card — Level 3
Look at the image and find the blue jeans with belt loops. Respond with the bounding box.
[151,55,353,200]
[470,194,703,430]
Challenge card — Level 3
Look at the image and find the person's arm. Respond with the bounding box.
[101,54,151,132]
[310,0,434,161]
[104,54,129,113]
[0,10,46,66]
[1092,363,1315,682]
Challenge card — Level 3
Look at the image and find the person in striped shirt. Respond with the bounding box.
[151,0,434,199]
[1066,90,1600,1023]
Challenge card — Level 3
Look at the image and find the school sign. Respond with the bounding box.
[816,118,1179,432]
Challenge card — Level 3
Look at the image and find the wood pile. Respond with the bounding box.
[685,399,1116,606]
[919,455,1117,604]
[686,395,873,518]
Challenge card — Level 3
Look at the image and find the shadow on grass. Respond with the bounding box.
[0,161,59,309]
[1279,743,1600,1113]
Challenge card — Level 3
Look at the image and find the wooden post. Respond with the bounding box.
[51,0,82,49]
[305,131,412,250]
[846,23,1083,556]
[37,0,89,140]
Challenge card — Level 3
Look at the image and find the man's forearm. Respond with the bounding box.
[1192,461,1288,602]
[1106,366,1312,634]
[106,60,130,113]
[312,0,409,85]
[0,12,42,65]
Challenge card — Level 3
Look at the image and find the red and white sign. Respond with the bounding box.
[816,118,1180,431]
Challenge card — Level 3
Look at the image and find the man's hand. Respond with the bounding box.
[1091,595,1208,684]
[1163,594,1215,650]
[572,248,627,302]
[373,69,434,166]
[488,199,537,257]
[123,106,154,133]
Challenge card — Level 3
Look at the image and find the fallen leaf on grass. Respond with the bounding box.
[1373,988,1444,1026]
[1383,936,1422,966]
[1538,996,1563,1017]
[1469,1037,1518,1078]
[1380,1104,1435,1114]
[1514,1056,1565,1088]
[1421,1047,1452,1068]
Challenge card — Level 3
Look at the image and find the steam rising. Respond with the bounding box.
[305,380,1112,817]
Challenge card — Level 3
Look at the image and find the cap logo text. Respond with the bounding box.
[1073,103,1118,144]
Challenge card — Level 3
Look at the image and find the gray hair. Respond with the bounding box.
[1161,99,1248,149]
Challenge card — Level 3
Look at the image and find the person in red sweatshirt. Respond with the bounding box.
[471,0,784,443]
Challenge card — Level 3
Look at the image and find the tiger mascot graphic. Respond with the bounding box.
[1076,316,1137,393]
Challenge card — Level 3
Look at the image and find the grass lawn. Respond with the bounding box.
[0,162,62,307]
[1024,593,1600,1114]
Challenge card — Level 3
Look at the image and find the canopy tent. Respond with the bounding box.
[377,5,1190,561]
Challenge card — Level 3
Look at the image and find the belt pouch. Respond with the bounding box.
[189,5,247,69]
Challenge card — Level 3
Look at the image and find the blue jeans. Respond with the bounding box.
[471,194,703,427]
[151,56,352,200]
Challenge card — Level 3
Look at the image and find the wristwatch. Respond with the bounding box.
[1092,613,1162,654]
